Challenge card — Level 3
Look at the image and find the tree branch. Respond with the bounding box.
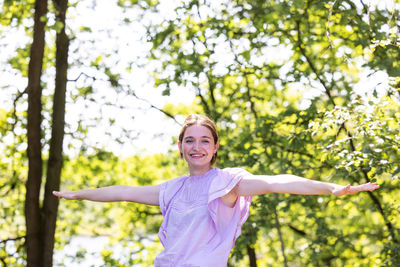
[0,235,26,244]
[287,224,307,236]
[295,20,336,107]
[126,87,181,126]
[244,74,258,119]
[296,17,398,243]
[67,72,97,82]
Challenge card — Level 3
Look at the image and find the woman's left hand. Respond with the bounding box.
[332,182,380,196]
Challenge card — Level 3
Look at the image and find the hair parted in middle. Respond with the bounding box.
[178,114,219,165]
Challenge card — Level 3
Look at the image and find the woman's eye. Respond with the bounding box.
[185,140,193,143]
[202,140,210,143]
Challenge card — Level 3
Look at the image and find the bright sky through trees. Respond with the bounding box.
[0,0,399,265]
[0,0,396,156]
[0,0,194,156]
[64,0,195,156]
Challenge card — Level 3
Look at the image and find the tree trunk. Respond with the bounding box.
[246,245,257,267]
[274,194,288,267]
[42,0,69,266]
[25,0,48,266]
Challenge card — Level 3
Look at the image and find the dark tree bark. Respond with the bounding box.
[25,0,70,265]
[42,0,69,266]
[25,0,48,266]
[246,245,257,267]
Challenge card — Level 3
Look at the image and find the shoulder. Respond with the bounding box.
[159,176,187,213]
[217,167,253,179]
[160,175,187,194]
[161,175,186,186]
[209,167,253,200]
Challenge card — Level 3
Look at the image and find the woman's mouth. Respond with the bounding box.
[190,153,205,159]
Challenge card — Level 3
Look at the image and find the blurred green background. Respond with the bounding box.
[0,0,399,266]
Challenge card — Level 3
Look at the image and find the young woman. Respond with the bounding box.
[53,114,379,266]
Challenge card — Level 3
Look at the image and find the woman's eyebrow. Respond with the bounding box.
[184,136,212,140]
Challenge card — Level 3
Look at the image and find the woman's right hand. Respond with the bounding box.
[53,190,81,200]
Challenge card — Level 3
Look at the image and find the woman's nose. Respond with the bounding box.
[193,141,200,149]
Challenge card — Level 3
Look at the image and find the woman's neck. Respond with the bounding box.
[188,165,212,177]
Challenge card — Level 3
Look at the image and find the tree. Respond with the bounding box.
[53,151,187,266]
[41,0,69,265]
[146,0,400,265]
[1,0,173,265]
[1,0,398,265]
[25,0,70,265]
[1,0,69,265]
[25,0,48,266]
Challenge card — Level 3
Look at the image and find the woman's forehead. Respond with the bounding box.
[183,124,213,138]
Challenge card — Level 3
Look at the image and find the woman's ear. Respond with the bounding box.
[215,141,219,153]
[178,141,183,156]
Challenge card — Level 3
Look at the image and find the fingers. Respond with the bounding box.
[53,191,65,199]
[361,182,379,190]
[53,190,74,200]
[335,182,380,197]
[354,182,380,193]
[366,182,380,191]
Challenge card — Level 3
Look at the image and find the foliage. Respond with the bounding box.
[0,143,186,265]
[1,0,400,266]
[146,0,400,265]
[53,151,187,266]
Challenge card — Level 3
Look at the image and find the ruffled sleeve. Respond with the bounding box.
[208,168,253,246]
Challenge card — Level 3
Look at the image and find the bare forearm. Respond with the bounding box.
[237,175,339,196]
[263,175,337,195]
[237,174,379,197]
[71,185,132,202]
[53,184,160,205]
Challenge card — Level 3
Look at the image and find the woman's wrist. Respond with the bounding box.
[330,183,343,195]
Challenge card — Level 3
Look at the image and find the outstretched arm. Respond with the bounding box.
[235,174,379,197]
[53,184,160,206]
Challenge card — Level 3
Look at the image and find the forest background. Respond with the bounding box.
[0,0,399,266]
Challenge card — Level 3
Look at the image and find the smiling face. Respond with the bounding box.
[178,124,219,175]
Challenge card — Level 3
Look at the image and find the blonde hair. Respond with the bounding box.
[178,114,219,165]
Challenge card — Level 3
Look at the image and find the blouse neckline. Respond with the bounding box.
[188,167,217,179]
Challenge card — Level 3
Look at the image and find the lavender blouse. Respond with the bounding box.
[154,167,253,267]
